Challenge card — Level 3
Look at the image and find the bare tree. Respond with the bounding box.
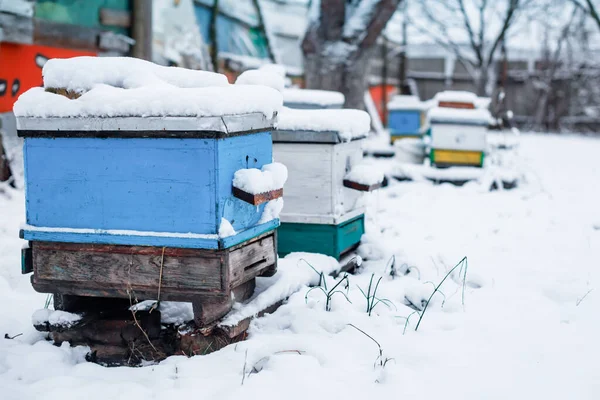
[210,0,220,72]
[302,0,404,109]
[532,6,580,129]
[523,2,600,132]
[571,0,600,30]
[407,0,535,96]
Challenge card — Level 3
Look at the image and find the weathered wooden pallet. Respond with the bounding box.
[34,294,285,366]
[26,232,277,327]
[32,253,360,367]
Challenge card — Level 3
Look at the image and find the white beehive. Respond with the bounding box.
[273,108,378,225]
[428,107,491,152]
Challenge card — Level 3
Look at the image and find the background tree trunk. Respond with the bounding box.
[303,48,374,109]
[302,0,402,109]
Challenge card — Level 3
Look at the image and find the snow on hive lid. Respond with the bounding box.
[388,95,425,110]
[42,56,229,93]
[282,89,345,107]
[235,69,285,92]
[14,85,283,121]
[428,106,492,126]
[434,90,477,109]
[14,57,283,123]
[275,107,371,142]
[258,64,287,78]
[475,96,492,109]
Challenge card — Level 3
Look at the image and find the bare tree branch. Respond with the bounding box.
[478,0,488,57]
[302,0,404,109]
[485,0,520,68]
[584,0,600,30]
[350,0,404,49]
[301,0,346,54]
[457,0,483,65]
[406,15,478,79]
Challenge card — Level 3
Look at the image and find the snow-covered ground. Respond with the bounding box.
[1,133,599,399]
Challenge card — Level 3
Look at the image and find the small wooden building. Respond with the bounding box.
[387,95,427,143]
[273,108,381,259]
[16,57,286,328]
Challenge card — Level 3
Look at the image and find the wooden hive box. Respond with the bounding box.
[18,113,281,248]
[427,106,491,168]
[273,108,380,259]
[387,95,427,143]
[14,56,286,326]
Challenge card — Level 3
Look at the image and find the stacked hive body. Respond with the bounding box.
[274,107,381,260]
[387,95,428,143]
[427,91,491,168]
[15,57,286,328]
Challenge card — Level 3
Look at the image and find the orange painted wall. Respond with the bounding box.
[0,43,95,113]
[369,84,398,124]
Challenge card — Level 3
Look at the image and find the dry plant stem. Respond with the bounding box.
[241,349,248,385]
[300,258,326,289]
[150,247,166,314]
[415,256,468,331]
[127,258,159,354]
[576,288,594,306]
[347,324,392,373]
[347,323,381,351]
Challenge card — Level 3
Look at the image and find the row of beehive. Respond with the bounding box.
[15,58,379,327]
[388,91,492,167]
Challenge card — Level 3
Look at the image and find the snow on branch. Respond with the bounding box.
[343,0,382,42]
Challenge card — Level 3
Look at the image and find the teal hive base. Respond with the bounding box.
[277,214,365,260]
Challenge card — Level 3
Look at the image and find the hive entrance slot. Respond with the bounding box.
[244,258,267,271]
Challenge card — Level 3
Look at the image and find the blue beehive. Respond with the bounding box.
[19,117,278,249]
[15,57,286,328]
[15,58,284,250]
[387,95,427,143]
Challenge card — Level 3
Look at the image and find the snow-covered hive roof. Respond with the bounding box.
[275,107,371,143]
[14,57,283,125]
[431,91,491,110]
[433,90,478,105]
[428,107,492,126]
[235,68,286,92]
[282,89,345,108]
[42,57,229,92]
[388,95,425,111]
